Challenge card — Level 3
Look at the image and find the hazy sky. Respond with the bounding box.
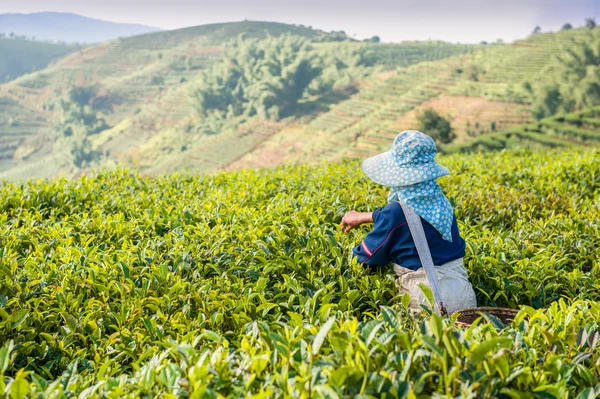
[1,0,599,43]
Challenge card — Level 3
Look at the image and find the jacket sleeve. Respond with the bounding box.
[352,208,394,269]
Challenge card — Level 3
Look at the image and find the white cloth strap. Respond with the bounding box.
[399,201,448,315]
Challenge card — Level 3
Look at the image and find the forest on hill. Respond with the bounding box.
[0,20,598,181]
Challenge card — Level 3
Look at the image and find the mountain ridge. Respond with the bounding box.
[0,12,161,43]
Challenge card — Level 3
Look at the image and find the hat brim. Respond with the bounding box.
[361,150,450,187]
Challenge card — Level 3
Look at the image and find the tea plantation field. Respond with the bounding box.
[445,106,600,153]
[0,149,599,397]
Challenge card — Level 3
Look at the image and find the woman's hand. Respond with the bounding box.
[340,210,373,233]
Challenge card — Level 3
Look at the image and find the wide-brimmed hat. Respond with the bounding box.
[361,130,449,186]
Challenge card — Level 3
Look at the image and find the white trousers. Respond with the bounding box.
[394,258,477,314]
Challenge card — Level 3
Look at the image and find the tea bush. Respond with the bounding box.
[0,149,599,397]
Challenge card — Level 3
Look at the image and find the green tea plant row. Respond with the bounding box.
[364,42,479,68]
[321,29,598,161]
[445,106,600,153]
[0,97,50,170]
[2,301,599,398]
[0,149,599,397]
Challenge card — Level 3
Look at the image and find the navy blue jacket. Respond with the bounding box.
[352,202,465,271]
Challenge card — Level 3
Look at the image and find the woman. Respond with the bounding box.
[340,130,476,314]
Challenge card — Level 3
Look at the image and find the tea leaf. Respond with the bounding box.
[0,340,13,373]
[9,378,29,399]
[313,316,336,356]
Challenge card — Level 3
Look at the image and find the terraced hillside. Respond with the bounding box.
[1,24,598,180]
[0,22,337,179]
[0,21,484,180]
[229,27,600,170]
[445,106,600,153]
[0,98,52,171]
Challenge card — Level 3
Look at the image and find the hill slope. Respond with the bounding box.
[444,106,600,152]
[0,37,75,83]
[0,20,476,180]
[0,12,161,43]
[1,25,598,181]
[0,148,598,396]
[229,28,599,170]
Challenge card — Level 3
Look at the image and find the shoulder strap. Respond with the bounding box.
[398,202,447,315]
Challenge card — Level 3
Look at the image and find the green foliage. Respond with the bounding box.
[0,149,599,396]
[465,64,482,81]
[444,106,600,153]
[150,74,165,86]
[562,23,574,31]
[68,86,98,108]
[555,31,600,110]
[58,95,110,139]
[191,36,371,135]
[363,41,479,68]
[192,35,324,123]
[530,29,600,118]
[532,84,563,120]
[50,86,114,168]
[417,108,456,144]
[0,97,50,170]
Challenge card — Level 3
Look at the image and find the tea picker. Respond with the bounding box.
[341,130,477,315]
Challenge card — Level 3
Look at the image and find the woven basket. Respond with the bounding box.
[453,307,519,328]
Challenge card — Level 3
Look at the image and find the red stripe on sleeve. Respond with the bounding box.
[361,240,373,256]
[364,222,407,262]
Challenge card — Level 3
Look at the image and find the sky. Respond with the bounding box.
[1,0,599,43]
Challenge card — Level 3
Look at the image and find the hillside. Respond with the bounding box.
[0,24,598,181]
[444,106,600,152]
[0,148,598,396]
[1,21,326,179]
[0,37,76,83]
[229,27,600,170]
[0,20,473,180]
[0,12,160,43]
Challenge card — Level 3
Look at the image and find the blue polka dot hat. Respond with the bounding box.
[362,130,455,241]
[361,130,449,186]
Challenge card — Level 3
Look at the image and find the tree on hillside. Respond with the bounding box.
[69,86,98,109]
[561,23,573,31]
[555,33,600,109]
[530,31,600,118]
[55,85,111,171]
[192,34,371,133]
[465,64,481,81]
[193,35,323,122]
[585,18,596,29]
[532,26,542,35]
[532,85,563,120]
[417,108,455,144]
[307,42,373,95]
